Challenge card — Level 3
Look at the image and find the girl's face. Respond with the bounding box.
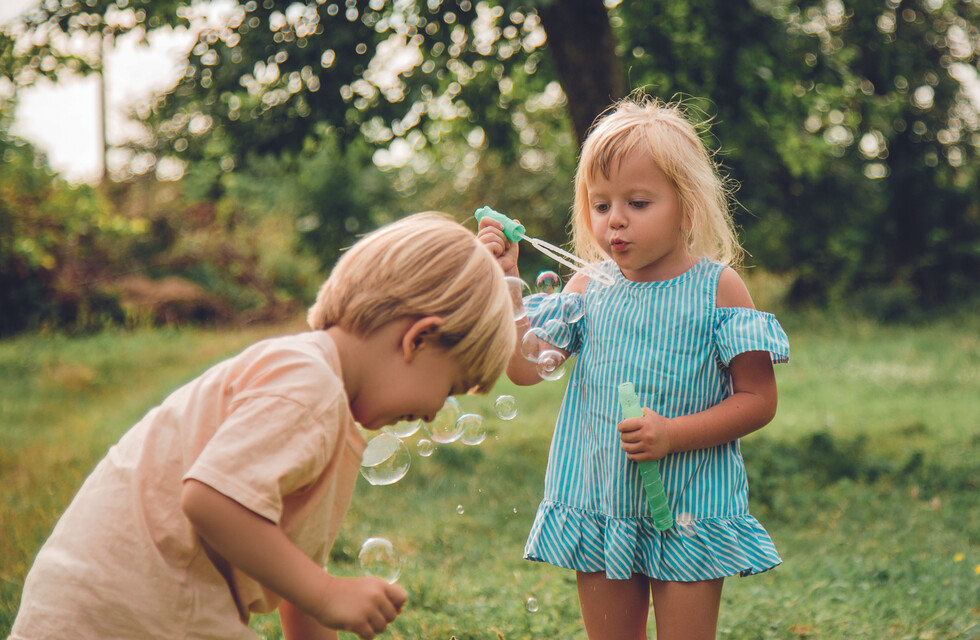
[587,148,694,282]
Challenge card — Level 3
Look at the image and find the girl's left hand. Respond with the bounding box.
[617,408,671,461]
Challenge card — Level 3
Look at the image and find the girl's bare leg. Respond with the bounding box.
[649,577,724,640]
[576,571,650,640]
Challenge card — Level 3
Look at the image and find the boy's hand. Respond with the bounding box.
[477,216,520,276]
[617,408,672,462]
[315,575,407,639]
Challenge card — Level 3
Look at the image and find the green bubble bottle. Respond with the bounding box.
[618,382,674,531]
[474,206,614,285]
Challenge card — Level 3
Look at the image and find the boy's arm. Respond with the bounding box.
[181,479,406,640]
[280,600,338,640]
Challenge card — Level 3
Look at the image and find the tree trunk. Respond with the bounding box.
[537,0,626,146]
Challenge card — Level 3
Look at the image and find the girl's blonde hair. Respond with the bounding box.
[571,94,743,267]
[307,212,516,394]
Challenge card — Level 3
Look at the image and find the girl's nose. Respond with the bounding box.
[608,204,628,228]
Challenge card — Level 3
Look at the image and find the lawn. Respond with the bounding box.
[1,311,978,638]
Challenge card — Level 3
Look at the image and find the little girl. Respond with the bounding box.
[478,95,789,639]
[11,212,517,640]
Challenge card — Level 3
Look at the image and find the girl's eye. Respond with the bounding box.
[593,203,609,213]
[629,200,649,209]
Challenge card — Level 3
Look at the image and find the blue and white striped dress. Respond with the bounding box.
[523,258,789,581]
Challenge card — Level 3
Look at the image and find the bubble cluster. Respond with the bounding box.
[493,394,519,420]
[358,537,402,584]
[359,433,411,485]
[361,385,529,490]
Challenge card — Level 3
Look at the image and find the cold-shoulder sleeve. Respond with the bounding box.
[714,307,789,366]
[524,291,585,355]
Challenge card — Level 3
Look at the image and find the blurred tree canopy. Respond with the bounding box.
[2,0,979,334]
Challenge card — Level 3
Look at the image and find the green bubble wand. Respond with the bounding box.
[475,206,615,286]
[618,381,674,531]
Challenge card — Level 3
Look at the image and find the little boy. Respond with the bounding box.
[10,212,516,640]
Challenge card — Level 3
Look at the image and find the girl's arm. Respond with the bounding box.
[181,479,406,640]
[618,268,778,459]
[505,270,588,385]
[476,217,538,385]
[478,216,584,386]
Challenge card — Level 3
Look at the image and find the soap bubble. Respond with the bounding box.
[525,596,539,613]
[561,294,584,323]
[359,433,410,485]
[416,438,434,457]
[520,326,552,362]
[493,394,518,420]
[358,537,402,584]
[675,512,697,538]
[384,419,421,439]
[458,413,488,445]
[536,350,567,381]
[456,504,465,515]
[505,276,531,321]
[429,397,463,443]
[542,318,570,349]
[535,270,561,295]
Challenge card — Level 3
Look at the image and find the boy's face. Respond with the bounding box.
[353,341,465,432]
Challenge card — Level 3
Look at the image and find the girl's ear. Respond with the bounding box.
[401,316,445,361]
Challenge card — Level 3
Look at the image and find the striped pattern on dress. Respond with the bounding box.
[522,258,789,581]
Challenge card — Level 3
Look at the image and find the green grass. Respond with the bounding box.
[2,313,978,638]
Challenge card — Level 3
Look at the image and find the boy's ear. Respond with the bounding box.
[402,316,445,361]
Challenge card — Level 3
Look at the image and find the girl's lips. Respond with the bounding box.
[610,239,628,251]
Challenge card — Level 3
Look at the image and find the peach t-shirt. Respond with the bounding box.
[11,331,366,640]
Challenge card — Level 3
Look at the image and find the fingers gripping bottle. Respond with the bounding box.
[618,382,674,531]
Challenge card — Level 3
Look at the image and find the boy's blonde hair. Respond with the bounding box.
[308,212,516,394]
[571,94,743,267]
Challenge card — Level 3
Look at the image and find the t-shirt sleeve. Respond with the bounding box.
[524,291,585,355]
[714,307,790,367]
[184,394,332,524]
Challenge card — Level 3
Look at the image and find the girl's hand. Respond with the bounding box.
[314,575,407,640]
[617,408,672,462]
[476,216,520,276]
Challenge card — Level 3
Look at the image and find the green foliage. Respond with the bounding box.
[3,0,979,313]
[616,0,980,304]
[0,129,326,335]
[142,1,551,164]
[143,0,980,305]
[0,129,141,335]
